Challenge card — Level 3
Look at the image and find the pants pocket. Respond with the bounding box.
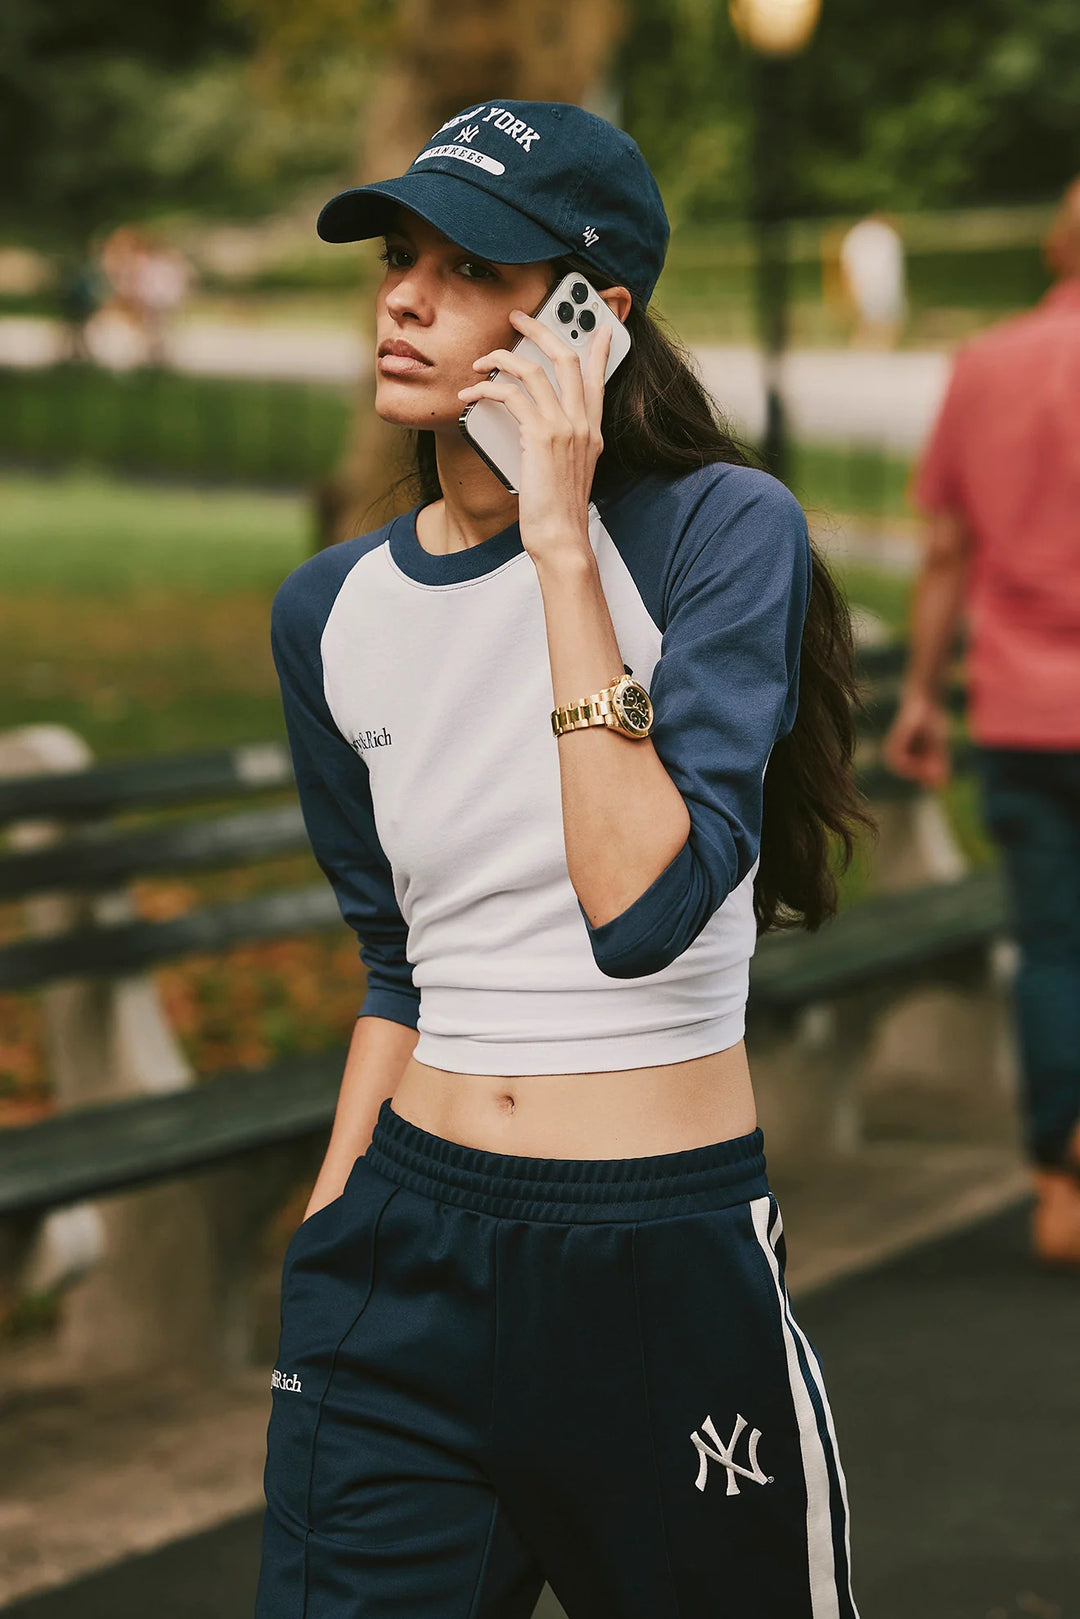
[278,1163,353,1291]
[264,1158,399,1539]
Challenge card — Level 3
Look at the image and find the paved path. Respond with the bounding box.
[6,1196,1077,1619]
[0,316,950,449]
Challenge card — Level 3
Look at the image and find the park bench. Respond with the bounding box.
[0,639,1013,1371]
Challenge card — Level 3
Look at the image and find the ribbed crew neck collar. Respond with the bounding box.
[388,501,525,585]
[386,471,639,586]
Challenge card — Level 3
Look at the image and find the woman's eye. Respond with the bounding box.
[376,247,495,280]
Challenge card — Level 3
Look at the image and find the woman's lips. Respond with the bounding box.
[377,353,433,375]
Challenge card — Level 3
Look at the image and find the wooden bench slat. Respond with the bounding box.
[0,868,1010,1218]
[0,742,294,824]
[0,1051,348,1216]
[0,884,345,991]
[0,804,310,900]
[749,868,1007,1008]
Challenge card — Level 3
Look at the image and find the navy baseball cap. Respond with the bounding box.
[316,100,670,307]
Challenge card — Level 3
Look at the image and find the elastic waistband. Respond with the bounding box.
[364,1099,769,1224]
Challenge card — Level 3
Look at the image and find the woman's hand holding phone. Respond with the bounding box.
[457,307,612,568]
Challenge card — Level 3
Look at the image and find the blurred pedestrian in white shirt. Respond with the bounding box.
[135,242,193,366]
[839,213,907,348]
[90,227,193,368]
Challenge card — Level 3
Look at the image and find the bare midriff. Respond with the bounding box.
[390,1038,757,1160]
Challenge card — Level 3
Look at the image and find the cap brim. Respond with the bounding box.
[316,170,572,264]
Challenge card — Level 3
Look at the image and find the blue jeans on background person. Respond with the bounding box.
[972,745,1080,1168]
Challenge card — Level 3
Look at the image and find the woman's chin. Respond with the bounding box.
[374,390,461,431]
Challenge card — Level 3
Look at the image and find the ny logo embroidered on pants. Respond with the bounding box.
[690,1412,773,1494]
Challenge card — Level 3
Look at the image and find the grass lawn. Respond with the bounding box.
[0,470,992,1127]
[1,467,311,595]
[0,470,309,755]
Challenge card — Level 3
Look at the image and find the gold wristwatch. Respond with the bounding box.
[551,672,654,740]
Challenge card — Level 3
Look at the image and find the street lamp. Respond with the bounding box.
[730,0,821,54]
[729,0,822,484]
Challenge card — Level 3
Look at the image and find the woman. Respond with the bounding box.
[256,99,871,1619]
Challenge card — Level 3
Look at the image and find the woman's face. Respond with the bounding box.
[373,205,555,429]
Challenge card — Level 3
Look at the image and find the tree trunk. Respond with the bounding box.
[315,0,625,548]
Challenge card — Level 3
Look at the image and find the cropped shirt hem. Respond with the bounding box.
[409,1009,746,1076]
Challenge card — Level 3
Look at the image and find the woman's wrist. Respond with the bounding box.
[301,1016,417,1219]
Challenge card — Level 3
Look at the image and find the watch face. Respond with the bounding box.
[615,679,653,734]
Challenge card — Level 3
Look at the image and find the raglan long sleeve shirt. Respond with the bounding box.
[270,461,811,1075]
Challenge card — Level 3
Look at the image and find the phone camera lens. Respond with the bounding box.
[571,282,589,304]
[578,309,597,332]
[556,302,575,324]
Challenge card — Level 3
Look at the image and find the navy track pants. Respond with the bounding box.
[255,1099,860,1618]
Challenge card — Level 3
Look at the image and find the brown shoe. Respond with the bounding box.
[1032,1168,1080,1268]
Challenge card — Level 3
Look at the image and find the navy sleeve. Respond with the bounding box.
[271,566,419,1028]
[579,470,811,978]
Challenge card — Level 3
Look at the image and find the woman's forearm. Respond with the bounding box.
[535,546,691,931]
[303,1013,419,1218]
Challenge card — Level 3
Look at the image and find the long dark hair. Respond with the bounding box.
[387,250,876,934]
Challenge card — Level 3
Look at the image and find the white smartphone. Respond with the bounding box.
[458,270,632,494]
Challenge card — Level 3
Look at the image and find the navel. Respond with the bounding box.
[497,1092,516,1115]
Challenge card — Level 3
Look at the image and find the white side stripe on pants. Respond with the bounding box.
[750,1196,859,1618]
[767,1200,860,1618]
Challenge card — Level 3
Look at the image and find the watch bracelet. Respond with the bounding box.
[550,673,638,738]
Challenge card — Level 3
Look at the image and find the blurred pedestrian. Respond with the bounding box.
[838,213,907,348]
[134,238,193,366]
[883,175,1080,1269]
[99,226,148,328]
[93,226,192,366]
[55,254,106,363]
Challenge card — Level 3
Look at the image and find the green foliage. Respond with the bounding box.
[10,0,1080,251]
[0,0,369,249]
[618,0,1080,221]
[616,0,751,230]
[797,0,1080,212]
[0,364,352,485]
[0,363,917,525]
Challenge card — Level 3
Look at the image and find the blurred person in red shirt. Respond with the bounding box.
[884,176,1080,1269]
